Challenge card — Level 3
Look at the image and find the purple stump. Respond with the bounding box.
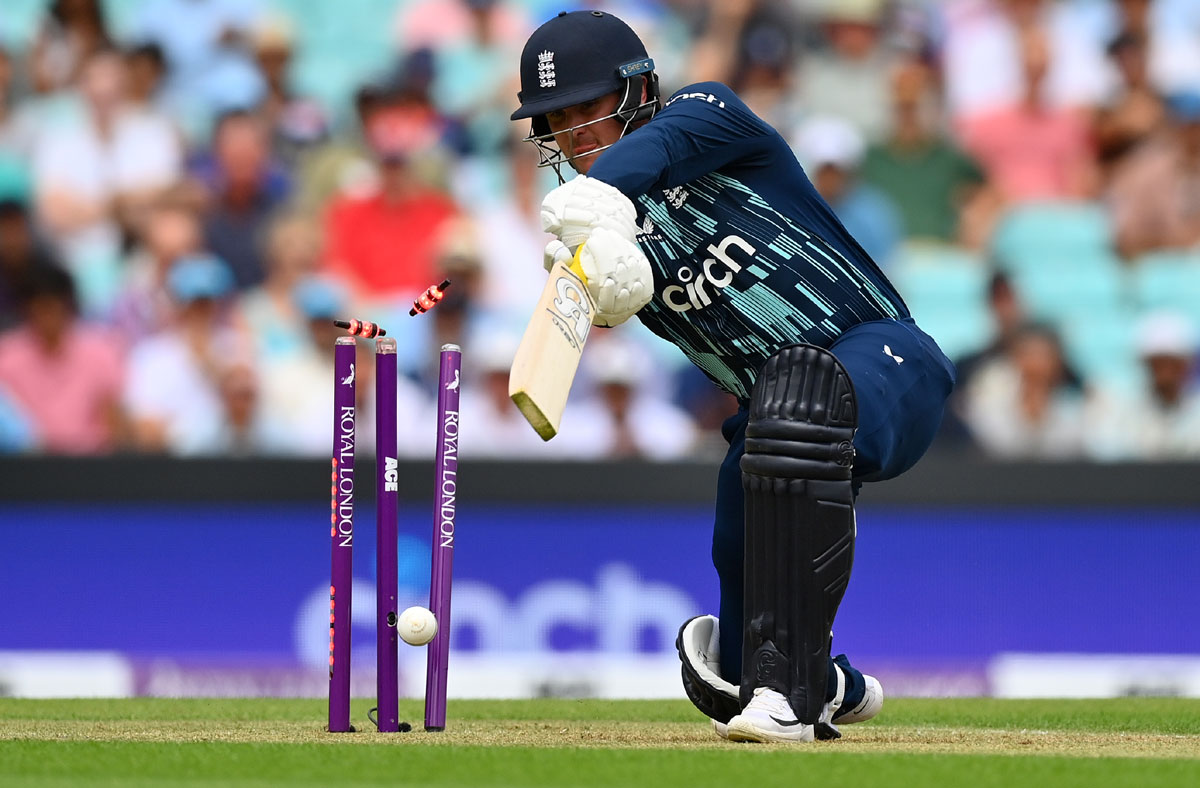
[374,338,399,732]
[329,336,356,732]
[425,343,460,731]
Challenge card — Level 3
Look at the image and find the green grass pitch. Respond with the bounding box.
[2,698,1199,787]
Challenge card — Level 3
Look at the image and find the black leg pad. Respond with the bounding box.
[740,344,857,724]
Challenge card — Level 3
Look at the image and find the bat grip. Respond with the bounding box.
[569,244,589,285]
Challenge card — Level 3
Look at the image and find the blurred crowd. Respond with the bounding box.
[1,0,1199,462]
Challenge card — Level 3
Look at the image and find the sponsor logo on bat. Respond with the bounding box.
[551,271,592,347]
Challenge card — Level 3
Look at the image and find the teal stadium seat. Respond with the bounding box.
[891,245,992,362]
[990,201,1113,272]
[1059,308,1143,390]
[100,0,147,40]
[284,0,401,124]
[0,0,47,47]
[1132,251,1200,324]
[1010,252,1128,324]
[0,153,31,201]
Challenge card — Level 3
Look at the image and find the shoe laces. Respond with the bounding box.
[749,687,796,721]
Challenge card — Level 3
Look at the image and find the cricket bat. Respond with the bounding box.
[509,250,595,440]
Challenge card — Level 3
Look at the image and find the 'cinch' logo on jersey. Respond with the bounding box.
[662,234,756,313]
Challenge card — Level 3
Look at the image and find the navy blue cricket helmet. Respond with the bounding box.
[511,10,660,175]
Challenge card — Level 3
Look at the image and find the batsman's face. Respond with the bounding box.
[545,92,623,175]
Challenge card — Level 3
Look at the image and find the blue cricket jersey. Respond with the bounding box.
[587,82,910,400]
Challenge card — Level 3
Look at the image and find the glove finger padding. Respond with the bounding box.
[541,174,639,250]
[577,226,654,327]
[543,239,573,272]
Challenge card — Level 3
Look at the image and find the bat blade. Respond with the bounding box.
[509,258,595,440]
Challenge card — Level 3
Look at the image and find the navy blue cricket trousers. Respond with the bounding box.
[712,317,956,683]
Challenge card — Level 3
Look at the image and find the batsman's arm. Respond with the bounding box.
[588,81,775,195]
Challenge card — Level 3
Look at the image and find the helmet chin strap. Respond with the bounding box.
[525,78,657,183]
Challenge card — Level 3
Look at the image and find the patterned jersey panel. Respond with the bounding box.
[634,172,904,399]
[587,81,909,399]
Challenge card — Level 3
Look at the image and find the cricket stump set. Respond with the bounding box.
[328,317,461,733]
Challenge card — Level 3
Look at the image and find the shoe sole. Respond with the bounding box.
[726,717,814,743]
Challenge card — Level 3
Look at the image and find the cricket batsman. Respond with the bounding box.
[511,11,955,742]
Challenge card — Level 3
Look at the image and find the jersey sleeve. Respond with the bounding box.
[587,82,778,198]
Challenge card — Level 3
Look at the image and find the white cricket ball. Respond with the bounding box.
[398,606,438,646]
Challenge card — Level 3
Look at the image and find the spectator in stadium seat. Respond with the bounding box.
[939,0,1109,121]
[288,84,383,218]
[454,331,603,459]
[256,276,429,456]
[575,335,698,461]
[0,47,21,150]
[0,46,39,181]
[321,88,459,301]
[0,45,12,121]
[794,0,897,144]
[1094,31,1166,181]
[0,199,59,333]
[28,0,112,96]
[210,360,267,456]
[122,254,252,454]
[939,270,1079,450]
[860,56,992,246]
[957,27,1098,204]
[31,49,184,313]
[130,0,265,127]
[1108,92,1200,259]
[674,363,741,460]
[0,265,126,454]
[682,0,804,132]
[123,42,170,117]
[187,110,290,289]
[233,211,322,362]
[424,228,485,363]
[110,197,203,340]
[951,270,1031,391]
[253,279,348,456]
[250,17,330,168]
[792,115,902,268]
[961,323,1085,459]
[398,0,530,53]
[1105,0,1200,99]
[1084,310,1200,459]
[415,0,531,162]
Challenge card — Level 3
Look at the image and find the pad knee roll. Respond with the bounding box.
[740,344,857,724]
[741,344,857,480]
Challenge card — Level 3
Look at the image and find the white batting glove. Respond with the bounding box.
[541,174,638,250]
[576,226,654,327]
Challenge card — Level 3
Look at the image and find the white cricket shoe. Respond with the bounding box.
[725,687,815,743]
[711,666,883,742]
[835,673,884,725]
[816,662,885,740]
